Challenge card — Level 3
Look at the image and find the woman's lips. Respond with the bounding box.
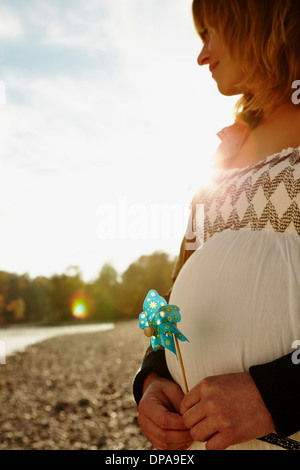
[209,62,219,73]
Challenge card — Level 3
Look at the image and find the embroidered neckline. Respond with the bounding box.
[217,146,300,180]
[195,145,300,244]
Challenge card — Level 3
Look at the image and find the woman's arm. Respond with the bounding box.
[249,352,300,437]
[133,347,174,404]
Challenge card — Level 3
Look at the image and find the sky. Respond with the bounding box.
[0,0,238,281]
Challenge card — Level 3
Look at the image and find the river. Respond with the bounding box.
[0,323,114,357]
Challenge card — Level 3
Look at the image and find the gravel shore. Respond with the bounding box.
[0,320,154,450]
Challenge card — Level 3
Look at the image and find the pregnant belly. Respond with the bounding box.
[165,230,300,392]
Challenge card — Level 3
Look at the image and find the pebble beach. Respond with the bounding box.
[0,320,154,450]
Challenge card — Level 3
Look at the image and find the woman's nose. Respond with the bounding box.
[197,42,210,66]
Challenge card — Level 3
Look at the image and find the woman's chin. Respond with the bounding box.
[216,82,242,97]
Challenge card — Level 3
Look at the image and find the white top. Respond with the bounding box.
[166,147,300,450]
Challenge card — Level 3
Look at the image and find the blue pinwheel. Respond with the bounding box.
[139,290,188,357]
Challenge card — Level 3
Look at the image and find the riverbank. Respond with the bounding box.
[0,322,114,356]
[0,320,154,450]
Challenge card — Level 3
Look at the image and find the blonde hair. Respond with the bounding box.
[192,0,300,127]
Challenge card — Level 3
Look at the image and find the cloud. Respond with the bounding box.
[0,6,23,38]
[43,6,112,52]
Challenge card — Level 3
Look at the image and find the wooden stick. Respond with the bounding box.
[174,336,189,394]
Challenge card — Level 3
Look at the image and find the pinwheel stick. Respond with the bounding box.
[143,325,189,393]
[174,336,189,394]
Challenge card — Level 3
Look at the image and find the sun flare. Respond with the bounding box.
[70,292,91,320]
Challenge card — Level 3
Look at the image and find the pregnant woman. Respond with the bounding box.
[133,0,300,450]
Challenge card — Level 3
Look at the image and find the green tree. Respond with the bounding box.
[89,263,120,322]
[48,266,85,324]
[0,271,23,324]
[21,276,51,324]
[118,251,176,317]
[0,251,177,325]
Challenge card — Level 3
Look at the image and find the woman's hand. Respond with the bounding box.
[137,373,193,450]
[180,372,275,450]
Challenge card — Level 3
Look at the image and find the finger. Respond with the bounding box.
[180,386,202,415]
[205,431,234,451]
[139,413,193,450]
[157,429,194,451]
[156,408,190,431]
[140,399,189,431]
[160,381,185,413]
[166,388,185,414]
[189,416,218,444]
[182,401,206,429]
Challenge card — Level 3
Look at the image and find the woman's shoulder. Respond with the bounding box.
[225,146,300,179]
[191,147,300,208]
[264,146,300,174]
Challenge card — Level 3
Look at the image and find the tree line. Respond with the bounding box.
[0,251,176,326]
